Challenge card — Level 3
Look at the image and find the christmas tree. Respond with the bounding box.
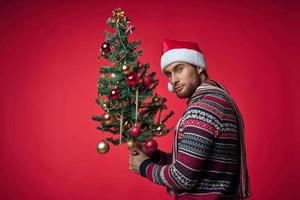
[92,8,174,154]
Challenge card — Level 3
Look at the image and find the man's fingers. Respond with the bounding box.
[136,142,143,148]
[134,147,144,154]
[130,150,139,156]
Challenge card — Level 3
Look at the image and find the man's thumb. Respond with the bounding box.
[134,147,143,154]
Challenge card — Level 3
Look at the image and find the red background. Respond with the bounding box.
[1,1,299,200]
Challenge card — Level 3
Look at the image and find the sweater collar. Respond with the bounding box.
[187,79,225,105]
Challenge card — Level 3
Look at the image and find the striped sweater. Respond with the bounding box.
[140,80,249,200]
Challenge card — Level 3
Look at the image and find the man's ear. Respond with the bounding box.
[197,66,203,75]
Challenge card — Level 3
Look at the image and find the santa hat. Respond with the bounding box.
[160,39,206,92]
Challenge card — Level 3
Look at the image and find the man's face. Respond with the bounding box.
[164,61,202,98]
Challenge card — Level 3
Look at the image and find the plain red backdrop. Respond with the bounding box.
[0,1,299,200]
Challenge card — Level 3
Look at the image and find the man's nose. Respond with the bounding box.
[170,73,178,85]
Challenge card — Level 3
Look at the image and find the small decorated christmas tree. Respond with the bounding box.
[92,8,174,154]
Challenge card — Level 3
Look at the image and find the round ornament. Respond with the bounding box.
[110,88,120,100]
[152,96,162,106]
[155,125,164,136]
[126,73,139,86]
[130,123,142,137]
[111,73,116,79]
[121,64,132,75]
[103,112,112,124]
[127,140,135,150]
[97,140,110,154]
[102,103,108,111]
[144,139,158,153]
[101,42,111,53]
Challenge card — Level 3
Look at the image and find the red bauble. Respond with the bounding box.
[126,73,139,86]
[101,42,111,53]
[144,139,158,153]
[130,124,142,137]
[103,113,111,121]
[142,74,152,87]
[110,88,120,100]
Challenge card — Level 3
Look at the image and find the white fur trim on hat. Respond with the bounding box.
[168,82,174,92]
[161,48,206,72]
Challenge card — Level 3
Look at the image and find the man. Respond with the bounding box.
[129,39,251,200]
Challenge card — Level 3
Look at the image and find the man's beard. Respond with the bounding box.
[176,81,201,99]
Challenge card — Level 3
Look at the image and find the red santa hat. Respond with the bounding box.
[160,39,206,92]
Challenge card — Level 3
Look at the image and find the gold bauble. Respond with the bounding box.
[102,103,108,111]
[152,96,162,106]
[97,140,110,154]
[155,125,164,136]
[156,125,163,132]
[121,64,132,75]
[111,73,116,78]
[127,140,135,150]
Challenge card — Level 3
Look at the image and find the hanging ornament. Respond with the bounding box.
[102,103,109,111]
[103,112,112,124]
[111,73,116,79]
[144,139,158,153]
[110,88,120,100]
[101,42,111,53]
[121,63,132,75]
[130,123,142,137]
[127,140,135,150]
[97,140,110,154]
[142,74,153,87]
[155,124,164,136]
[126,73,139,86]
[152,95,162,106]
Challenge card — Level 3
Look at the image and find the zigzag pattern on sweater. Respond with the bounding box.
[179,133,238,162]
[170,165,198,189]
[182,107,238,133]
[195,179,231,191]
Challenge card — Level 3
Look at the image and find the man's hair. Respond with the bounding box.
[192,64,209,79]
[202,69,209,79]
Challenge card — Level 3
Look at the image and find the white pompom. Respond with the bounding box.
[168,82,174,92]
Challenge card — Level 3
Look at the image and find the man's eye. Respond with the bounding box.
[176,68,183,72]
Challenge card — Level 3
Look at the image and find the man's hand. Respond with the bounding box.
[129,147,150,175]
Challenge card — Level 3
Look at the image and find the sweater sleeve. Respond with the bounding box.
[139,102,221,190]
[149,149,172,165]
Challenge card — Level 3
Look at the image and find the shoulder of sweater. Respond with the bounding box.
[183,93,235,119]
[200,92,235,110]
